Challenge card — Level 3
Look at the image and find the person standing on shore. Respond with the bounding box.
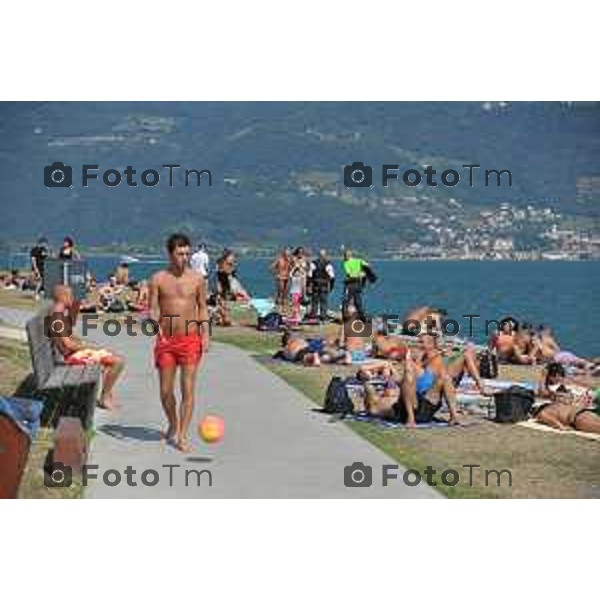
[30,237,49,298]
[191,243,210,279]
[341,248,371,321]
[216,249,236,300]
[308,249,335,322]
[58,236,79,260]
[149,233,210,453]
[270,248,291,310]
[288,247,309,322]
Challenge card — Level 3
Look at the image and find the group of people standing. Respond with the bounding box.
[270,247,373,323]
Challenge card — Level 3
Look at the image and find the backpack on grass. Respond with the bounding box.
[257,312,283,331]
[479,349,498,379]
[324,376,354,415]
[493,386,534,423]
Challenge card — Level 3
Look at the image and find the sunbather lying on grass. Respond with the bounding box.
[532,362,600,433]
[338,310,373,362]
[276,331,349,366]
[534,326,597,371]
[372,332,407,361]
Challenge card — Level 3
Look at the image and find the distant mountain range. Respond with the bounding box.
[0,101,598,254]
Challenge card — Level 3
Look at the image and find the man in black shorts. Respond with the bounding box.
[30,237,49,297]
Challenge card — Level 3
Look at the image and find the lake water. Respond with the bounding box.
[5,254,599,356]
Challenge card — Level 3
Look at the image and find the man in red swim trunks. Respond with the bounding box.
[149,233,210,452]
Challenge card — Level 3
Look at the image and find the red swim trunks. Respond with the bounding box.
[154,333,203,369]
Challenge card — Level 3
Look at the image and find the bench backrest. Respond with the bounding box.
[25,314,55,388]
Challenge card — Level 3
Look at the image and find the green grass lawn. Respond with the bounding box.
[212,314,600,499]
[0,288,40,311]
[0,338,82,499]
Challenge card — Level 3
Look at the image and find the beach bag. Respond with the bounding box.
[479,349,498,379]
[257,311,283,331]
[324,377,354,415]
[494,386,534,423]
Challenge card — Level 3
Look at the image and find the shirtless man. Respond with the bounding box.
[490,318,536,364]
[49,284,125,409]
[149,234,210,452]
[270,248,291,309]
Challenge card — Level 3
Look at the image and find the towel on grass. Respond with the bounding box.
[249,298,276,317]
[348,413,480,430]
[517,419,600,441]
[459,377,536,392]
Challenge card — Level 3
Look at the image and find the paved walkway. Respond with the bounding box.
[84,330,440,498]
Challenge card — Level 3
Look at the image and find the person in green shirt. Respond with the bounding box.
[341,249,369,320]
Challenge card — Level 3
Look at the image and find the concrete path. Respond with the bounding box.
[84,330,441,499]
[0,307,31,341]
[0,306,36,329]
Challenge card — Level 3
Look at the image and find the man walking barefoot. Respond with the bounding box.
[149,233,210,452]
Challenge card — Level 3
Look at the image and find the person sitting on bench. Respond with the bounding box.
[49,284,125,410]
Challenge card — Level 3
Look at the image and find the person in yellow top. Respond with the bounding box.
[341,249,373,321]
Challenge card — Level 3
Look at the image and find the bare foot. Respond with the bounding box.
[160,428,177,445]
[97,397,116,410]
[175,438,193,453]
[405,420,417,429]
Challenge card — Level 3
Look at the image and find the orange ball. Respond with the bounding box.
[198,415,225,443]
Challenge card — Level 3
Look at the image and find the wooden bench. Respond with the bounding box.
[25,312,102,430]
